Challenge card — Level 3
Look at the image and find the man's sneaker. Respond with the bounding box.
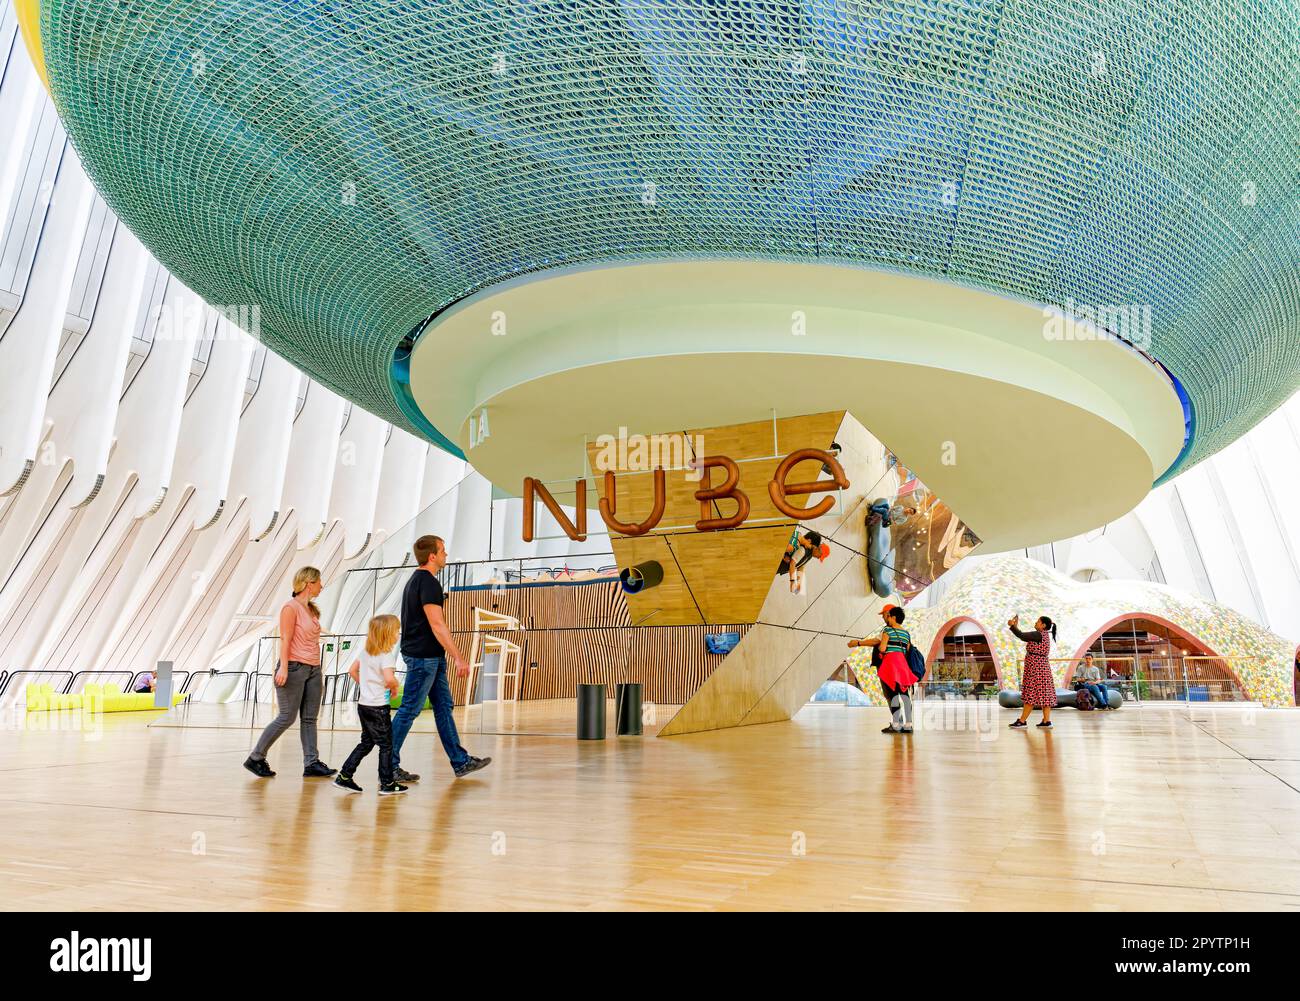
[333,775,362,794]
[377,782,409,796]
[303,760,337,778]
[243,756,275,778]
[453,756,492,778]
[394,767,420,783]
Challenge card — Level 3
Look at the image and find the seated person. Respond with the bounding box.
[133,672,156,694]
[1075,653,1112,710]
[776,529,826,593]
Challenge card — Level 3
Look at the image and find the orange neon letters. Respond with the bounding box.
[693,455,750,532]
[523,446,850,541]
[522,476,587,543]
[768,448,849,519]
[598,469,666,537]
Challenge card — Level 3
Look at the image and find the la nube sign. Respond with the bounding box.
[522,447,848,541]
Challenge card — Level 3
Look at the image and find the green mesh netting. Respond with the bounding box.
[39,0,1300,475]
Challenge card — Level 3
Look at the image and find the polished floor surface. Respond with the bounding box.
[2,702,1299,911]
[149,697,683,736]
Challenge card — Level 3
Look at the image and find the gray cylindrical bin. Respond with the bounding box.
[576,683,606,740]
[615,682,643,736]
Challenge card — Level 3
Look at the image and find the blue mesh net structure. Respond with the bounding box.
[38,1,1300,473]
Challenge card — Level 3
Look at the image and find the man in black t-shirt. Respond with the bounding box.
[389,534,491,782]
[400,562,447,659]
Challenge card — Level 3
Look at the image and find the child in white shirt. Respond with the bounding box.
[334,614,406,795]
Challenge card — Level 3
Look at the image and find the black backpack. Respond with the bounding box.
[1075,686,1095,711]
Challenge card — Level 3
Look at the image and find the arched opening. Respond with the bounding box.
[1069,613,1249,703]
[923,616,1001,699]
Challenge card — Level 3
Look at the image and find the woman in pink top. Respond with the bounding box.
[243,567,336,778]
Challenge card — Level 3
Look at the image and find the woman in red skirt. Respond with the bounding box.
[1008,614,1058,728]
[848,603,916,733]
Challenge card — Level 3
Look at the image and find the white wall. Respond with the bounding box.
[0,36,550,679]
[986,393,1300,648]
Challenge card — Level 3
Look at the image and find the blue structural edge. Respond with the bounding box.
[1096,335,1195,486]
[388,324,464,460]
[1152,361,1196,487]
[392,257,1195,486]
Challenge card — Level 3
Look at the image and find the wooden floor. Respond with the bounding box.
[3,702,1300,911]
[149,698,683,737]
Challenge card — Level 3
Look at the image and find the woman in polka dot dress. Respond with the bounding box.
[1008,614,1059,728]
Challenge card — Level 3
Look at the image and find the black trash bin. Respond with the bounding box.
[576,683,606,740]
[615,682,643,736]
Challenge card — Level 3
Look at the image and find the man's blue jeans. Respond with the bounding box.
[1082,682,1108,708]
[390,656,469,772]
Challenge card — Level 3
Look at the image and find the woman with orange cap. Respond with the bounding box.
[848,603,915,733]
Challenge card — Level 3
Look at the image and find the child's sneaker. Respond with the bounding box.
[377,782,409,796]
[333,774,362,793]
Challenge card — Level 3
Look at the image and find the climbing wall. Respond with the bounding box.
[586,411,846,627]
[655,410,981,735]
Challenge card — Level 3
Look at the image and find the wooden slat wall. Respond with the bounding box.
[438,580,749,705]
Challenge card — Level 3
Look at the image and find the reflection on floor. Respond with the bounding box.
[149,698,682,737]
[2,703,1299,911]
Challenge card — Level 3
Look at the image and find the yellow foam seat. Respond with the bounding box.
[102,690,186,712]
[25,677,187,712]
[25,682,62,712]
[29,682,52,711]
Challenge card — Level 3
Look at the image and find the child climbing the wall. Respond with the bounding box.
[777,529,828,593]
